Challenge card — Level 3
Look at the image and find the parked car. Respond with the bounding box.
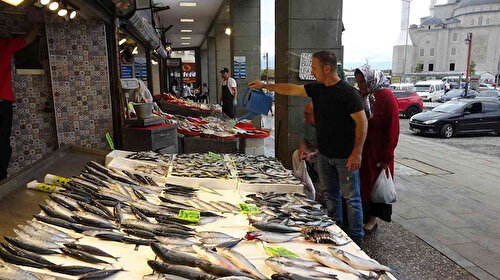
[409,99,500,138]
[392,90,423,118]
[414,80,445,102]
[389,83,415,91]
[441,76,461,89]
[476,89,500,100]
[478,83,495,91]
[439,89,478,102]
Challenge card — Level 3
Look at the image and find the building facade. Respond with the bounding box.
[393,0,500,82]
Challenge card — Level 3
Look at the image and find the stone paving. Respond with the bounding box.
[393,133,500,280]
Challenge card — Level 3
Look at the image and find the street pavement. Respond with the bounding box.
[393,131,500,279]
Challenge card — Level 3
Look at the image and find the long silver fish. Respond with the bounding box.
[13,229,62,249]
[216,247,267,280]
[0,260,41,280]
[18,225,68,243]
[328,248,395,273]
[155,236,199,247]
[306,248,369,278]
[27,220,74,239]
[272,256,322,269]
[143,274,190,280]
[245,231,300,243]
[265,258,337,279]
[192,245,238,270]
[196,231,234,239]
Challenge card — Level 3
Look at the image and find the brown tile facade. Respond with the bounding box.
[45,17,113,151]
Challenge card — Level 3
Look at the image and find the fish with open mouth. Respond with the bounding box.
[301,227,350,246]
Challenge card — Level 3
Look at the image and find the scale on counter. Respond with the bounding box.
[120,78,164,127]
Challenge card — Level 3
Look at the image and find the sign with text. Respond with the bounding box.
[178,210,200,222]
[182,63,197,84]
[299,53,315,81]
[234,56,246,79]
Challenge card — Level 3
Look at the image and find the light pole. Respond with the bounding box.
[263,52,269,83]
[464,32,473,94]
[402,0,412,83]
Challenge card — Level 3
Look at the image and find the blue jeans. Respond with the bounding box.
[317,153,364,239]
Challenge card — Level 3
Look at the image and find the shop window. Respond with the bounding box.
[479,17,483,25]
[451,47,456,56]
[450,63,455,71]
[452,33,457,41]
[486,18,490,25]
[428,64,434,71]
[471,19,474,26]
[430,48,435,56]
[420,49,425,56]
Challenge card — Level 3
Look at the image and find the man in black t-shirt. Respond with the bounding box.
[249,51,367,242]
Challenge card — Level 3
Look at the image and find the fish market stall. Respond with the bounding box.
[158,95,222,119]
[0,151,396,280]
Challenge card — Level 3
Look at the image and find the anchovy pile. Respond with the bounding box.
[126,151,173,163]
[232,155,302,185]
[171,153,233,179]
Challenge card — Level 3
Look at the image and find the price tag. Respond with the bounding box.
[178,210,200,222]
[208,152,223,161]
[106,132,115,150]
[37,183,56,193]
[238,203,260,214]
[265,246,299,258]
[53,176,68,187]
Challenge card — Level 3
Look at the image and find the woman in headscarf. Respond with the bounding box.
[354,65,399,233]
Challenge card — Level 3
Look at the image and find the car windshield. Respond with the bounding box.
[478,91,498,97]
[431,101,464,113]
[445,89,464,97]
[415,85,430,92]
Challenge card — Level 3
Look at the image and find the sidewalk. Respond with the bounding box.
[394,134,500,280]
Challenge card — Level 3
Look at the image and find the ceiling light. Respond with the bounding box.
[132,46,138,54]
[119,38,127,45]
[40,0,50,5]
[151,60,158,65]
[225,27,231,36]
[180,29,192,33]
[181,37,191,40]
[181,42,190,45]
[180,18,194,23]
[57,8,67,16]
[1,0,25,6]
[69,10,77,19]
[48,1,59,10]
[179,2,197,7]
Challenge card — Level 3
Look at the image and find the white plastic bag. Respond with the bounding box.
[371,168,397,204]
[294,160,315,200]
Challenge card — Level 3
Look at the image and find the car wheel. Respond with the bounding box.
[440,124,454,138]
[406,106,420,118]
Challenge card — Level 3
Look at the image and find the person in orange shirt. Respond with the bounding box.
[0,25,40,180]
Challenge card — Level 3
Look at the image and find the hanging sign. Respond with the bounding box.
[234,56,246,79]
[299,53,315,81]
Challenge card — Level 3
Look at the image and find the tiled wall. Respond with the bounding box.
[45,17,113,150]
[0,8,58,175]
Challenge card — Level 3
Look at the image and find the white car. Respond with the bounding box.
[389,83,415,91]
[414,80,445,102]
[478,83,495,91]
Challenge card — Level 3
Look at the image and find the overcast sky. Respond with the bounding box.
[261,0,448,70]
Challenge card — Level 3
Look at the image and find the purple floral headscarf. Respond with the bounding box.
[355,64,389,118]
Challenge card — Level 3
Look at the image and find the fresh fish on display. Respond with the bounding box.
[72,211,117,229]
[250,221,301,233]
[0,246,48,268]
[71,223,114,234]
[4,236,58,255]
[18,225,68,243]
[270,273,323,280]
[47,265,101,276]
[130,205,151,222]
[122,228,156,239]
[271,257,322,269]
[196,231,234,239]
[27,220,73,239]
[301,227,350,246]
[194,260,257,278]
[265,258,337,279]
[60,247,112,265]
[155,237,199,247]
[78,268,124,280]
[216,247,268,280]
[39,203,77,223]
[0,260,42,280]
[245,231,300,243]
[213,238,243,249]
[63,243,119,260]
[126,151,172,163]
[218,277,256,280]
[143,274,190,280]
[328,248,395,273]
[0,243,56,266]
[12,229,62,249]
[150,243,202,267]
[147,260,217,280]
[114,203,124,225]
[135,164,168,176]
[77,201,113,220]
[306,248,370,278]
[192,245,238,271]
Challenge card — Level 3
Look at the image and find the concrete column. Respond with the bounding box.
[230,0,261,117]
[200,41,208,88]
[275,0,343,168]
[207,36,218,102]
[215,0,231,103]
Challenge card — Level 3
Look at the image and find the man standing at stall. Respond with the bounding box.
[249,51,367,243]
[0,25,40,180]
[219,67,237,118]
